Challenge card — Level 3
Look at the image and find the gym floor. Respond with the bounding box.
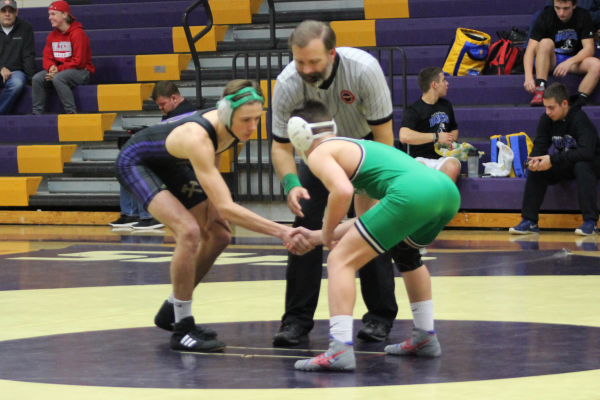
[0,225,599,400]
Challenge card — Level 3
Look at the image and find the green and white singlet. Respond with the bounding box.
[321,137,461,252]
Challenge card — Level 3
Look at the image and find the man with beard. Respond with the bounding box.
[270,20,400,346]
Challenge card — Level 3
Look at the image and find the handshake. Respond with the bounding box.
[281,226,323,255]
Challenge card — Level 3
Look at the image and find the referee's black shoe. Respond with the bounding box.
[170,316,226,352]
[155,300,217,338]
[273,323,309,346]
[357,320,391,342]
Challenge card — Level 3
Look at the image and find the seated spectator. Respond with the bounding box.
[399,66,462,182]
[32,1,94,115]
[110,81,195,230]
[527,0,600,44]
[510,83,600,236]
[151,80,195,119]
[0,0,36,115]
[524,0,600,106]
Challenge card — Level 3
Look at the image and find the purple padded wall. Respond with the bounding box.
[376,15,531,46]
[19,2,207,31]
[35,28,174,56]
[35,56,138,84]
[408,0,541,18]
[89,56,138,84]
[371,46,447,75]
[0,116,59,143]
[10,86,99,115]
[0,146,19,173]
[457,178,600,211]
[390,75,600,107]
[392,107,558,139]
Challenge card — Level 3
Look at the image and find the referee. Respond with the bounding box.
[271,20,398,346]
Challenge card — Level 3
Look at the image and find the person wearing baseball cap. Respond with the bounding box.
[32,1,94,114]
[0,0,36,115]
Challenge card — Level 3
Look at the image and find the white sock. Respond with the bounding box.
[329,315,353,345]
[173,298,193,323]
[167,293,174,303]
[411,300,435,333]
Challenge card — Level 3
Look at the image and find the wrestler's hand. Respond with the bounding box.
[321,229,336,250]
[287,186,310,218]
[283,226,312,255]
[292,227,322,248]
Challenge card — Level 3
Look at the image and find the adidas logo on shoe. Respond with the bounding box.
[170,316,226,353]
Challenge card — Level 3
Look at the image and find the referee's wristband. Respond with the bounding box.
[282,173,302,196]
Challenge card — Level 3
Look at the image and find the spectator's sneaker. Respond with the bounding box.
[170,316,226,352]
[385,328,441,357]
[154,300,217,338]
[530,88,544,107]
[575,220,599,236]
[294,339,356,372]
[132,218,165,230]
[509,218,539,234]
[357,320,391,342]
[109,215,139,227]
[273,323,309,346]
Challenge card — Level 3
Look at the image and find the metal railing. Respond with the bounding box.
[230,46,407,202]
[266,0,277,49]
[232,50,292,202]
[182,0,213,109]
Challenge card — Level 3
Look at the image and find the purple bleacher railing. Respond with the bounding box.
[231,46,407,202]
[182,0,213,109]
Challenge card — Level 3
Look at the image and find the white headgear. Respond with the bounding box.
[287,116,337,161]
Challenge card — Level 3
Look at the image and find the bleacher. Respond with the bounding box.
[0,0,598,228]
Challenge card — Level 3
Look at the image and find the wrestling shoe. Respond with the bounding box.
[530,88,544,107]
[155,300,217,338]
[509,218,539,234]
[170,316,226,352]
[356,320,390,342]
[294,339,356,372]
[385,328,441,357]
[575,220,599,236]
[273,323,309,346]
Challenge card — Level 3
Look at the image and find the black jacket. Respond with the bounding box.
[0,17,36,79]
[531,102,600,168]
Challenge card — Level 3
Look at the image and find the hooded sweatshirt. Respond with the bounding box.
[42,21,94,74]
[530,101,600,169]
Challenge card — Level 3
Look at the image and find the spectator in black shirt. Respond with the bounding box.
[152,80,195,120]
[0,0,36,115]
[510,83,600,235]
[524,0,600,106]
[399,67,461,182]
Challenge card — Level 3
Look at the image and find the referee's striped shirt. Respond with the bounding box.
[272,47,393,142]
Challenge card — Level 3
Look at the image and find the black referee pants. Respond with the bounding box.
[281,162,399,332]
[521,158,600,222]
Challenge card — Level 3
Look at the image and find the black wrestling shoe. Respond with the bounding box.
[273,323,309,346]
[357,320,391,342]
[170,316,226,352]
[154,300,217,338]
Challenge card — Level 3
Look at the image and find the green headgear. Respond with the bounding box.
[217,87,264,128]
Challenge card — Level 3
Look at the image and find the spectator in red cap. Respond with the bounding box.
[32,1,94,114]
